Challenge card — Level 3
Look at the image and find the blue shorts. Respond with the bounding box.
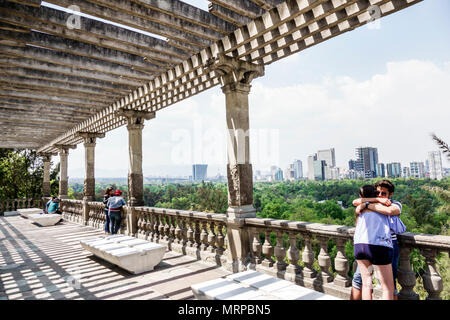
[354,243,393,265]
[353,240,399,295]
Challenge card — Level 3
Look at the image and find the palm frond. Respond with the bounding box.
[431,133,450,160]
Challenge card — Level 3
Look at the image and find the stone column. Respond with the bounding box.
[78,132,105,201]
[55,145,76,199]
[206,54,264,272]
[39,153,55,197]
[116,109,155,236]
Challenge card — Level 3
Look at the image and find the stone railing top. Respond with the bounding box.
[245,217,450,252]
[134,206,228,223]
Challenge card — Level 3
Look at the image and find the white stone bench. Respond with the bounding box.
[2,211,19,217]
[18,208,44,218]
[28,213,62,226]
[80,234,166,274]
[191,270,341,300]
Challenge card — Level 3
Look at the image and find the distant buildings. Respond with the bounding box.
[386,162,402,178]
[355,147,378,179]
[292,159,303,179]
[307,148,336,181]
[274,168,284,181]
[410,162,425,178]
[376,163,386,178]
[192,164,207,181]
[402,166,410,178]
[428,151,443,180]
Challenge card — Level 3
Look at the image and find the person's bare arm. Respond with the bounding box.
[367,203,400,216]
[353,197,391,206]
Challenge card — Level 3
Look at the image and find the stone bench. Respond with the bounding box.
[18,208,44,218]
[28,213,62,226]
[191,270,341,300]
[80,234,166,274]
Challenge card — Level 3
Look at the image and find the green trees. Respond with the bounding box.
[0,149,59,200]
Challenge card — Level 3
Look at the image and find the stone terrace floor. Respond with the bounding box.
[0,215,230,300]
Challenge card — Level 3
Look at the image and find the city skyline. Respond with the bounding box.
[47,0,449,179]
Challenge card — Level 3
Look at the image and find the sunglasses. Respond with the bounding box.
[378,191,388,196]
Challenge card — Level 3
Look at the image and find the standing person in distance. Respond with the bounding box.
[103,187,114,235]
[107,189,126,235]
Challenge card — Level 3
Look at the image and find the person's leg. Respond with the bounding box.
[114,215,122,234]
[104,209,110,234]
[350,265,362,300]
[356,260,374,300]
[391,240,400,300]
[109,213,116,234]
[374,264,394,300]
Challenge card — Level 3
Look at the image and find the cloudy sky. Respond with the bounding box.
[59,0,450,178]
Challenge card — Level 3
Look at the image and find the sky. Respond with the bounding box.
[50,0,450,179]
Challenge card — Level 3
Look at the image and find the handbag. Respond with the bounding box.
[389,215,406,234]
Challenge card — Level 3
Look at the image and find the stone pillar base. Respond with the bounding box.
[226,205,256,219]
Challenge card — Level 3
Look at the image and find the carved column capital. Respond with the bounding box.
[38,152,57,162]
[77,132,105,146]
[116,108,155,127]
[54,144,77,154]
[205,54,264,88]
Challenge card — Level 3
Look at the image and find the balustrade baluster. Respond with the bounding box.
[153,212,160,242]
[317,236,333,283]
[207,221,216,253]
[193,220,201,249]
[397,246,419,300]
[187,218,194,247]
[174,216,182,245]
[158,215,165,242]
[333,238,351,287]
[251,228,262,266]
[286,232,301,277]
[274,231,287,272]
[200,220,209,251]
[163,216,170,242]
[169,216,176,243]
[216,223,225,255]
[420,248,443,300]
[301,233,317,278]
[144,213,151,240]
[261,230,274,268]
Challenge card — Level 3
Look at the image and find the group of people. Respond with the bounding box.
[351,179,406,300]
[45,196,62,215]
[103,187,127,235]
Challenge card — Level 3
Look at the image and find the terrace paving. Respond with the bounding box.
[0,214,230,300]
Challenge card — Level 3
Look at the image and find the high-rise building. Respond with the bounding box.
[274,168,284,181]
[410,162,425,178]
[317,148,336,168]
[376,163,385,178]
[307,154,317,180]
[428,151,443,180]
[349,159,357,171]
[386,162,402,178]
[356,147,378,178]
[313,160,326,181]
[192,164,208,181]
[292,159,303,179]
[402,167,410,178]
[284,165,295,181]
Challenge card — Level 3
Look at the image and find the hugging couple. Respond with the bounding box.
[351,179,406,300]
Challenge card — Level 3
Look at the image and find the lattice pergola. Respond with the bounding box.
[0,0,422,152]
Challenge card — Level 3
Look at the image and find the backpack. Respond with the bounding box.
[389,215,406,234]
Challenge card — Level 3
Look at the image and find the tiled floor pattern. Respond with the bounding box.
[0,215,230,300]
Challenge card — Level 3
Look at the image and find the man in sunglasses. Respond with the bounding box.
[350,179,403,300]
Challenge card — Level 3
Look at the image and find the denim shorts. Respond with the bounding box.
[353,240,398,295]
[354,243,393,265]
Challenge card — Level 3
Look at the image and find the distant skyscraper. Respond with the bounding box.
[376,163,385,178]
[402,167,410,178]
[410,162,425,178]
[192,164,208,181]
[356,147,378,178]
[313,160,326,181]
[349,159,357,171]
[292,159,303,179]
[386,162,402,178]
[284,165,295,181]
[274,168,284,181]
[428,151,443,180]
[317,148,336,168]
[307,154,317,180]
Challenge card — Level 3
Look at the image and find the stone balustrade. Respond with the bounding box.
[53,199,450,300]
[0,198,43,214]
